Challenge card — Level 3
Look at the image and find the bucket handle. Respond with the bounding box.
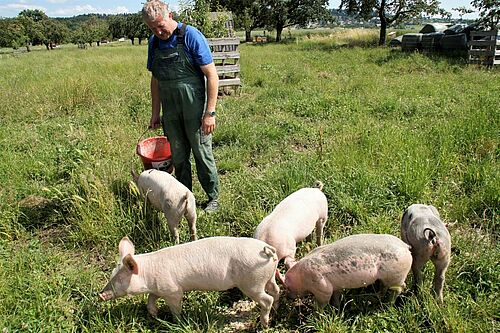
[136,128,149,156]
[136,127,164,156]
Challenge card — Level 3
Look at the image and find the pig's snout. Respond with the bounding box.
[98,290,114,301]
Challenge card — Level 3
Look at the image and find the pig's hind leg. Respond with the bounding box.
[432,258,449,303]
[265,275,280,310]
[164,211,182,244]
[239,285,274,327]
[410,253,428,292]
[184,196,197,241]
[315,217,326,246]
[380,276,406,304]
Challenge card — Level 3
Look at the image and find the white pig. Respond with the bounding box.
[401,204,451,303]
[254,181,328,270]
[99,236,280,327]
[132,169,196,244]
[284,234,412,308]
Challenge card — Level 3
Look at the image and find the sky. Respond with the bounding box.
[0,0,480,19]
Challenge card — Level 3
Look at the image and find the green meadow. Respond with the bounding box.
[0,30,498,332]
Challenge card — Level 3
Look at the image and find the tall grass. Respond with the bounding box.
[0,31,498,332]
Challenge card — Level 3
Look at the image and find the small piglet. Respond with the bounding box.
[132,169,196,244]
[99,236,280,327]
[254,181,328,269]
[284,234,412,308]
[401,204,451,303]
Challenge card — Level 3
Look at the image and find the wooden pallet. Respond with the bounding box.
[208,37,242,90]
[468,30,500,66]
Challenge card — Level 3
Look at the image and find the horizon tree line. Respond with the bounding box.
[0,0,497,51]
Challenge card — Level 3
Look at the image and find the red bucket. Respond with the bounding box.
[136,136,173,173]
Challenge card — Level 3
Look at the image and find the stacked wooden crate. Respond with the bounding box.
[208,37,242,91]
[468,30,499,67]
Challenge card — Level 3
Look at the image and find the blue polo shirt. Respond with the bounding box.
[147,22,213,78]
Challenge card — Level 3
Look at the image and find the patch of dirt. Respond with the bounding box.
[18,195,52,209]
[220,300,257,332]
[38,227,69,245]
[318,71,331,79]
[291,143,310,152]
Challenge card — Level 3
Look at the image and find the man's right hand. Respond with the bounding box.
[149,114,161,129]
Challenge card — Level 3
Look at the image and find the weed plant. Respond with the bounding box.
[0,31,498,332]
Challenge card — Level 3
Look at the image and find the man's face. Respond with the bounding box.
[146,14,173,40]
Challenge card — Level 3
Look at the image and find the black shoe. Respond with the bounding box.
[204,199,219,213]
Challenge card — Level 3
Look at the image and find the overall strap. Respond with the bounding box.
[153,35,159,49]
[177,23,187,45]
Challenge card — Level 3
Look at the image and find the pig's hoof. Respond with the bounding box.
[147,306,159,317]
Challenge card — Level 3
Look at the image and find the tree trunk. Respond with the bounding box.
[44,43,50,50]
[26,43,31,52]
[138,37,142,45]
[130,37,135,45]
[378,4,388,46]
[378,19,387,45]
[245,30,252,42]
[276,23,284,42]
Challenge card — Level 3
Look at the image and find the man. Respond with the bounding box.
[142,0,220,213]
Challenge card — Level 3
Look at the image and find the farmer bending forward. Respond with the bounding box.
[142,0,220,213]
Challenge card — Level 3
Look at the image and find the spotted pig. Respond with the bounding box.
[401,204,451,303]
[284,234,412,308]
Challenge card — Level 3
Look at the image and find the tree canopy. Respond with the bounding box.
[178,0,233,38]
[261,0,332,41]
[210,0,264,41]
[471,0,499,29]
[17,9,47,51]
[0,10,153,50]
[211,0,332,42]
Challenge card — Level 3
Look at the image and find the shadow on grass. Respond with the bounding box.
[110,178,173,249]
[84,292,249,332]
[78,297,168,331]
[17,195,71,230]
[110,178,135,207]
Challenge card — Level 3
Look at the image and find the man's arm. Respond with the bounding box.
[200,62,219,135]
[150,75,162,129]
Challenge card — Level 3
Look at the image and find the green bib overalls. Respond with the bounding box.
[151,24,219,201]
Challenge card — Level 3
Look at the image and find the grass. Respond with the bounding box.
[0,29,499,332]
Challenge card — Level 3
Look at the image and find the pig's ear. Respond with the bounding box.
[429,205,440,218]
[123,254,139,275]
[119,236,135,259]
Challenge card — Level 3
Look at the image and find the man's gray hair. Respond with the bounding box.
[142,0,170,22]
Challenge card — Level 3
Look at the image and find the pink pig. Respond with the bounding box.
[254,181,328,270]
[132,169,197,244]
[401,204,451,303]
[99,236,280,327]
[284,234,412,308]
